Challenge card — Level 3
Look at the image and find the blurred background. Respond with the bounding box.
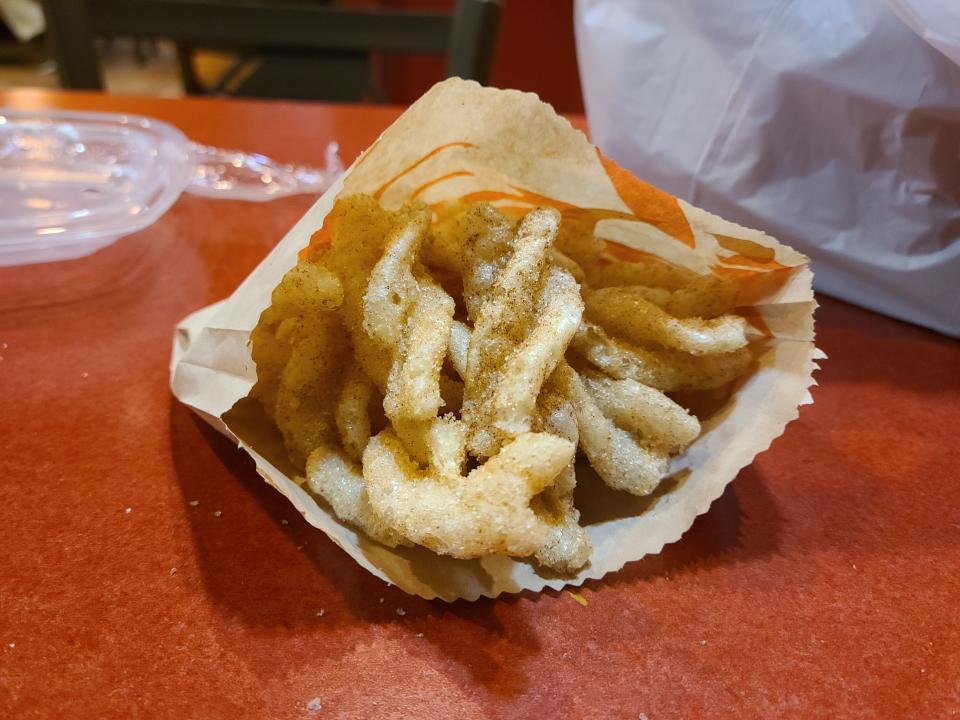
[0,0,584,113]
[5,0,954,335]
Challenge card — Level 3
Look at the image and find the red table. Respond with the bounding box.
[2,89,958,719]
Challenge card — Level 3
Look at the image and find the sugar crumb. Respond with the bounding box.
[124,507,132,514]
[306,697,322,712]
[188,500,199,507]
[213,510,222,518]
[700,640,706,646]
[7,643,14,648]
[379,597,384,603]
[639,714,649,720]
[416,632,424,638]
[281,519,289,525]
[297,545,305,550]
[80,372,89,379]
[1,343,7,349]
[169,567,177,576]
[316,609,325,617]
[396,608,406,616]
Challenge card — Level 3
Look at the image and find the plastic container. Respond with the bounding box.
[0,109,342,268]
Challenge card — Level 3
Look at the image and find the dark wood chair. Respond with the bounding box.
[41,0,500,101]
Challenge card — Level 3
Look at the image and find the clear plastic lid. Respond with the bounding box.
[0,109,343,267]
[0,109,193,266]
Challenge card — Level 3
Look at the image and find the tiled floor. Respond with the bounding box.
[0,39,237,96]
[0,59,57,90]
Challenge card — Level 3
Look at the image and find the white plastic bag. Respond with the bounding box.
[575,0,960,337]
[888,0,960,67]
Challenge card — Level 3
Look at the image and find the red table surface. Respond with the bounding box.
[1,90,958,720]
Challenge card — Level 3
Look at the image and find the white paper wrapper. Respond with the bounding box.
[171,79,820,601]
